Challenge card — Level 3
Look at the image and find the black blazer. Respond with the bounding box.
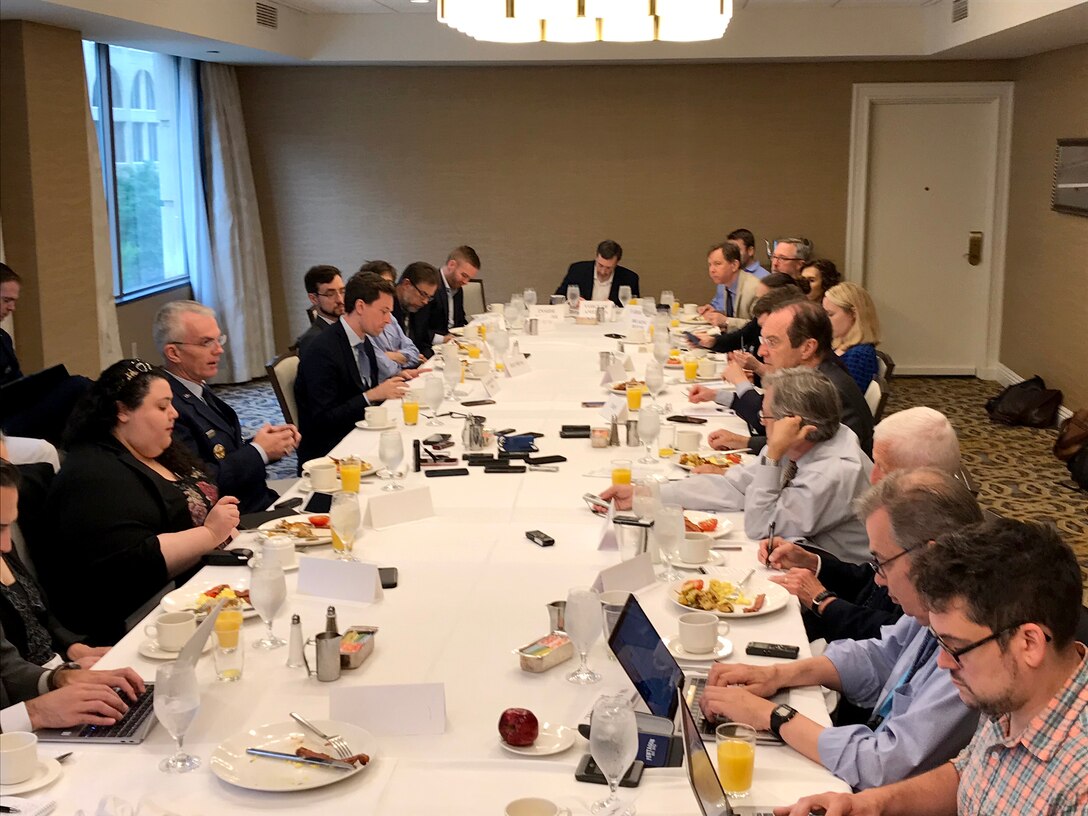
[41,438,193,645]
[555,261,640,307]
[0,549,84,664]
[712,317,761,355]
[168,376,277,514]
[294,321,379,465]
[422,275,467,341]
[295,317,333,356]
[801,551,902,643]
[0,328,22,386]
[394,299,432,360]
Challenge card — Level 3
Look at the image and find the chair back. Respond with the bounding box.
[266,351,300,426]
[876,350,895,381]
[462,279,486,316]
[306,306,318,326]
[864,379,882,418]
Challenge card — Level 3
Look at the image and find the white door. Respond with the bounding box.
[848,84,1012,376]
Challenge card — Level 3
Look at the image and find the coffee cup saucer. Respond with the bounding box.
[0,757,62,796]
[662,634,733,662]
[138,637,212,661]
[355,419,397,431]
[673,550,725,569]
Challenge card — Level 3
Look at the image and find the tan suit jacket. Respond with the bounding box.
[722,270,763,331]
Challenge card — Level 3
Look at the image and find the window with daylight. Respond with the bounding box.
[84,42,190,301]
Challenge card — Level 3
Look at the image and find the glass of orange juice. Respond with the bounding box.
[716,723,756,797]
[339,455,362,493]
[467,345,481,359]
[611,459,633,486]
[213,603,244,682]
[683,358,699,382]
[402,399,420,426]
[626,384,643,412]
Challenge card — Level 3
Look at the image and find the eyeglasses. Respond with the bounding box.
[316,288,346,300]
[758,334,783,349]
[770,254,801,263]
[407,279,433,303]
[929,623,1050,669]
[170,334,227,350]
[867,546,917,578]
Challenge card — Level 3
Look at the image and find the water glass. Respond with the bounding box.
[379,430,405,491]
[442,359,461,397]
[491,328,510,361]
[637,406,660,464]
[522,287,537,307]
[652,336,671,366]
[660,290,675,310]
[329,491,361,561]
[566,284,581,312]
[656,503,684,582]
[617,285,633,308]
[154,663,201,773]
[589,693,638,815]
[641,296,656,317]
[599,590,631,660]
[423,375,445,425]
[213,626,244,682]
[250,557,287,649]
[565,587,602,684]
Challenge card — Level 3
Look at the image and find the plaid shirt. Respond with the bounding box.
[954,644,1088,815]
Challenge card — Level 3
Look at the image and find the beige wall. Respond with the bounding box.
[115,283,193,362]
[1002,45,1088,407]
[0,21,102,377]
[236,59,1018,352]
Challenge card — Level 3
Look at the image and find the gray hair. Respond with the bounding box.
[762,367,841,443]
[874,408,961,474]
[153,300,217,356]
[854,467,982,559]
[775,238,811,262]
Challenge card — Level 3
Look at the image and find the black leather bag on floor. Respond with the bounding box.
[985,375,1064,428]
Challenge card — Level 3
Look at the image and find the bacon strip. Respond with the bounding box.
[296,746,370,767]
[743,593,766,614]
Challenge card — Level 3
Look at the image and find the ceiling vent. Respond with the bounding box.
[952,0,968,23]
[256,2,279,29]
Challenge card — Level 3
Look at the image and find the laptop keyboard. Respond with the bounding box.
[74,684,155,741]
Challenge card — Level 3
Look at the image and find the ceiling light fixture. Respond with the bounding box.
[438,0,732,44]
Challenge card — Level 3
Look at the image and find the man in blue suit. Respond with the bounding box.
[554,240,639,307]
[155,300,299,514]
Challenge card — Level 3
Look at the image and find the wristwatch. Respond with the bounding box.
[811,590,837,615]
[47,661,82,691]
[770,704,799,740]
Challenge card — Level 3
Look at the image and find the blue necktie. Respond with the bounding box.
[725,287,735,318]
[356,344,371,389]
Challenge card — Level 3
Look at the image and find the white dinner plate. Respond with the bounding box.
[498,723,577,757]
[211,719,376,792]
[663,634,733,663]
[161,580,257,618]
[669,575,790,619]
[449,327,465,337]
[354,420,397,432]
[0,758,62,796]
[138,637,212,660]
[681,511,735,540]
[258,514,334,547]
[679,315,709,325]
[672,549,726,570]
[695,374,722,382]
[675,453,748,474]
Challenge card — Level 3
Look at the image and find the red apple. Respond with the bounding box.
[498,707,539,747]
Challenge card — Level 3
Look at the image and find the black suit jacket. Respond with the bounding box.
[0,328,22,386]
[295,316,334,356]
[167,376,276,514]
[801,552,902,643]
[295,322,380,465]
[1,624,47,709]
[555,261,640,307]
[394,299,432,360]
[422,274,467,341]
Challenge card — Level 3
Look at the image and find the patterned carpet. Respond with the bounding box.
[215,375,1088,599]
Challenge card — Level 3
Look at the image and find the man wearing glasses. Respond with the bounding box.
[770,237,810,281]
[699,469,982,791]
[390,261,442,359]
[296,265,346,354]
[156,300,300,513]
[775,517,1086,815]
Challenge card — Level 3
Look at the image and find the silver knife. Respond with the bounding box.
[245,747,355,771]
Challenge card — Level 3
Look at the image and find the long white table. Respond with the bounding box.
[57,320,848,814]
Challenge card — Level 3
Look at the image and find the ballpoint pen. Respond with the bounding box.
[765,521,777,563]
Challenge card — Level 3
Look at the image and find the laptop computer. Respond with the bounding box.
[607,595,788,742]
[37,683,157,744]
[679,690,775,816]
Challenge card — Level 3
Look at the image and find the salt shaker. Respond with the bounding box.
[325,605,338,636]
[608,414,621,447]
[287,614,304,668]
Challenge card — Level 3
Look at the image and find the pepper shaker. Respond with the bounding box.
[325,605,338,636]
[287,614,304,668]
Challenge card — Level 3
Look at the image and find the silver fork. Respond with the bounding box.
[290,712,352,760]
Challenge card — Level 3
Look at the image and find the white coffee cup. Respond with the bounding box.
[683,302,698,315]
[675,429,702,452]
[0,732,38,785]
[261,535,297,570]
[469,360,491,378]
[680,532,712,564]
[488,303,506,316]
[505,798,571,816]
[365,405,389,427]
[697,359,716,378]
[678,611,729,654]
[144,611,197,652]
[303,457,339,492]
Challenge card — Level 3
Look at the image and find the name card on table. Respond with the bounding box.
[602,361,627,386]
[297,556,384,603]
[578,300,614,321]
[481,371,503,396]
[363,484,435,530]
[331,683,446,736]
[592,554,656,594]
[625,310,651,340]
[598,393,628,423]
[504,354,531,378]
[597,502,618,550]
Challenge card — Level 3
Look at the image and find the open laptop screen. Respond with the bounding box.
[608,595,685,720]
[679,690,734,816]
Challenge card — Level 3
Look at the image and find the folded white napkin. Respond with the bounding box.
[88,796,183,816]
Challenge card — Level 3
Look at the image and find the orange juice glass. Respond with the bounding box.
[716,723,756,797]
[626,385,643,411]
[214,607,244,650]
[467,345,481,359]
[339,456,362,493]
[402,399,420,426]
[611,459,633,486]
[683,358,699,382]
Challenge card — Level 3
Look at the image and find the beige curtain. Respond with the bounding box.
[196,62,275,383]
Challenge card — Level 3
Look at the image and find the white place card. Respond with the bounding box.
[626,310,651,337]
[606,361,627,384]
[330,683,446,736]
[297,556,384,604]
[591,554,656,594]
[599,393,628,423]
[481,371,503,396]
[363,484,435,529]
[504,354,531,378]
[597,501,618,550]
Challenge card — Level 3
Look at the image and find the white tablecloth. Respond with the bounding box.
[53,322,848,814]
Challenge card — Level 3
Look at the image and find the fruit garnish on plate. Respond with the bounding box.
[498,707,539,747]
